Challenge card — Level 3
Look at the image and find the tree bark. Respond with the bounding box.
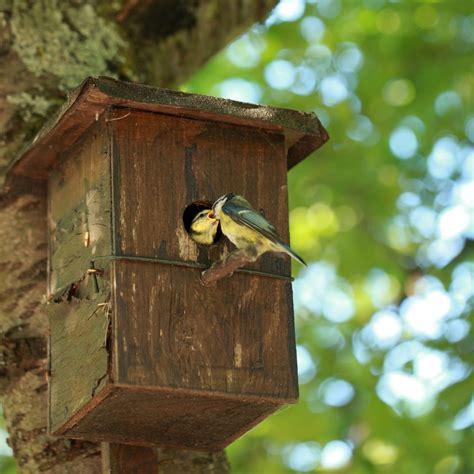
[0,1,277,472]
[101,444,230,474]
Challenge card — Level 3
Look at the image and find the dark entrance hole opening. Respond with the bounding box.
[183,200,222,245]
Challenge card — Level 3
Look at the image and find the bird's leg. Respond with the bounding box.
[200,249,257,286]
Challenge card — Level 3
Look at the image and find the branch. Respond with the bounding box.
[201,249,257,286]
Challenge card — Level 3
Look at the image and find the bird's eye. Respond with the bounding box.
[208,212,216,219]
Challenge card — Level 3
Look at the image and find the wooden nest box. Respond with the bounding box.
[7,77,328,450]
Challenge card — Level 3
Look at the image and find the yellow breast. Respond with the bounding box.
[220,213,271,252]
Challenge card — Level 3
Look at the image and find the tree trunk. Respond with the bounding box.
[0,1,276,472]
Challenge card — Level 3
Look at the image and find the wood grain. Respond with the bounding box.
[48,294,111,435]
[110,107,291,277]
[112,260,298,401]
[56,385,280,451]
[48,116,112,296]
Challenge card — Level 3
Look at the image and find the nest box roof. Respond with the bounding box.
[7,76,329,183]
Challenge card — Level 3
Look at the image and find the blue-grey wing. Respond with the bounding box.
[222,199,282,245]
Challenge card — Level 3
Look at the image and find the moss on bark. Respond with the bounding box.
[11,0,128,90]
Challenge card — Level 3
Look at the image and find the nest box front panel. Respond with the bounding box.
[112,260,297,400]
[109,108,298,400]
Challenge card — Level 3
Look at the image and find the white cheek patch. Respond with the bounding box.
[213,201,225,219]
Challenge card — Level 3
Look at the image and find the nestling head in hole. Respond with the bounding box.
[189,209,219,245]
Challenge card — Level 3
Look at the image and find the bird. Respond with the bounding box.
[211,192,306,265]
[188,208,219,245]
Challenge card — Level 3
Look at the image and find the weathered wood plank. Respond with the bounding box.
[110,108,291,277]
[48,293,111,435]
[48,116,112,296]
[56,385,280,450]
[112,260,298,401]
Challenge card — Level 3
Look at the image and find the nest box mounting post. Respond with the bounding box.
[6,77,328,453]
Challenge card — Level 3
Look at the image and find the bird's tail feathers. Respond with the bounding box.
[281,243,307,266]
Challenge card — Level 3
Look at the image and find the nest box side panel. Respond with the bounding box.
[109,108,291,277]
[48,294,110,435]
[48,117,112,296]
[47,116,114,436]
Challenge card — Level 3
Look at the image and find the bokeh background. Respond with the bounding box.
[1,0,472,473]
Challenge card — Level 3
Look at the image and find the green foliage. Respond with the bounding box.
[0,456,16,474]
[0,410,15,473]
[184,1,473,473]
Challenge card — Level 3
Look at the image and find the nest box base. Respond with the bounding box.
[51,384,282,451]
